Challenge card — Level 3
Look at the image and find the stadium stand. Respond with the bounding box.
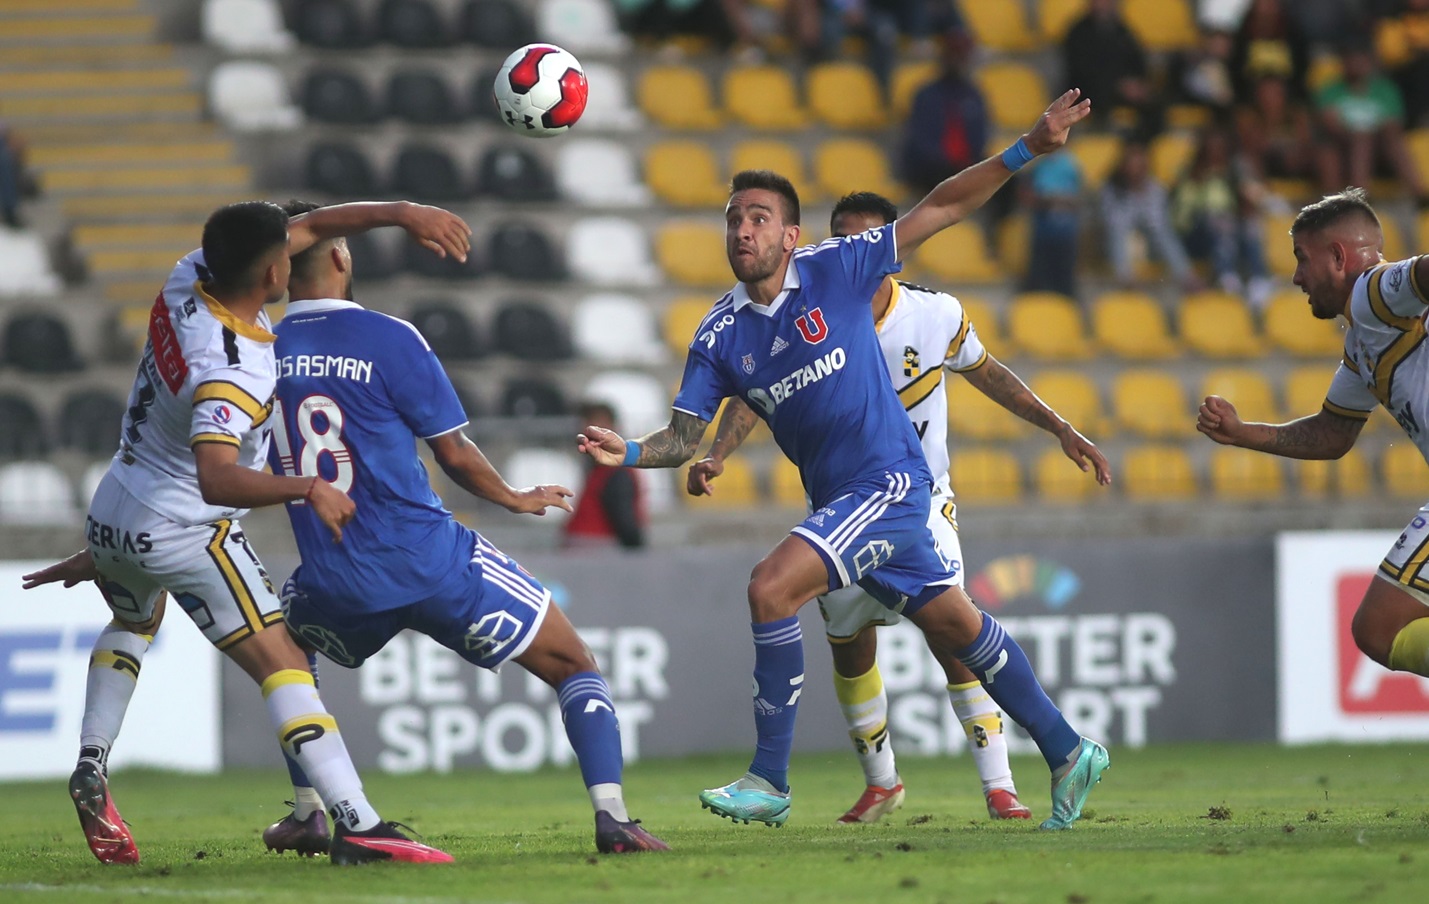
[1210,446,1286,502]
[958,0,1037,52]
[57,389,126,457]
[301,68,380,124]
[387,69,463,125]
[1297,450,1372,500]
[501,376,568,418]
[555,139,649,206]
[408,301,485,361]
[770,456,806,507]
[806,63,886,131]
[402,229,483,278]
[813,139,903,203]
[390,143,468,202]
[488,221,564,280]
[572,293,667,365]
[1113,369,1194,438]
[1091,291,1181,360]
[463,0,537,48]
[536,0,630,54]
[1264,291,1345,357]
[656,221,729,287]
[1035,446,1098,503]
[1007,292,1094,360]
[202,0,296,53]
[723,66,809,131]
[568,216,660,285]
[948,379,1030,441]
[1028,371,1107,438]
[503,447,582,518]
[1200,368,1281,424]
[378,0,451,48]
[493,298,570,359]
[950,448,1024,504]
[3,311,80,373]
[209,61,302,132]
[686,456,758,508]
[638,65,722,130]
[1122,444,1199,501]
[645,141,727,208]
[0,461,79,526]
[306,140,379,196]
[0,394,47,460]
[480,143,557,201]
[912,222,998,283]
[1179,291,1265,358]
[291,0,369,48]
[584,370,669,435]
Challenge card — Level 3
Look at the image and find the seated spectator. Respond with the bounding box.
[1315,41,1427,201]
[816,0,951,89]
[900,28,987,195]
[716,0,819,63]
[1062,0,1160,136]
[1170,28,1236,116]
[1022,152,1083,299]
[1234,73,1318,183]
[1170,125,1277,308]
[1100,140,1198,289]
[1374,0,1429,128]
[564,401,647,550]
[1230,0,1310,105]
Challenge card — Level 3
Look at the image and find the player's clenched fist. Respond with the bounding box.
[686,457,724,496]
[1197,395,1244,445]
[576,424,629,467]
[307,479,356,542]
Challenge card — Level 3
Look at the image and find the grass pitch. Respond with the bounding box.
[2,743,1426,904]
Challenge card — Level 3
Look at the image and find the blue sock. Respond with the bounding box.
[284,650,321,790]
[748,616,804,793]
[557,672,623,788]
[955,613,1080,771]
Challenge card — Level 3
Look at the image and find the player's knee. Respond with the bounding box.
[747,564,798,622]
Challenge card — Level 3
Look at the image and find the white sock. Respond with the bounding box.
[833,664,899,789]
[948,681,1015,794]
[589,782,629,821]
[262,669,379,832]
[79,623,152,765]
[292,786,324,821]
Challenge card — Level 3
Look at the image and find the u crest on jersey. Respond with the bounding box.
[795,308,828,344]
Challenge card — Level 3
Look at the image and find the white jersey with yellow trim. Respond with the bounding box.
[108,248,278,526]
[1324,256,1429,463]
[874,278,988,495]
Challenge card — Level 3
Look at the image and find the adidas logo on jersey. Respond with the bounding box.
[770,336,789,356]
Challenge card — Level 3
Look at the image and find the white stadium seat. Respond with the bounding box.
[0,229,60,296]
[578,62,642,131]
[537,0,630,55]
[555,139,650,207]
[572,293,667,365]
[208,61,303,132]
[202,0,297,53]
[504,448,584,522]
[566,217,659,287]
[78,461,109,509]
[583,370,669,436]
[0,462,79,526]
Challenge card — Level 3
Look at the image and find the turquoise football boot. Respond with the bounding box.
[1039,737,1110,831]
[699,777,791,827]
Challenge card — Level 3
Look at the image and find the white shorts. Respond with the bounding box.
[86,471,283,649]
[818,491,964,641]
[1378,503,1429,606]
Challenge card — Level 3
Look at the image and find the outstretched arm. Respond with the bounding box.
[21,549,98,589]
[687,398,761,496]
[578,410,711,469]
[1197,396,1365,460]
[428,429,572,515]
[961,356,1111,485]
[894,88,1091,260]
[288,201,472,262]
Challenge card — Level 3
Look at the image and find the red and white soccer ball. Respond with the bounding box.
[493,43,588,138]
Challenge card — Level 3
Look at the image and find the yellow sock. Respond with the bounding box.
[833,664,898,788]
[1388,618,1429,676]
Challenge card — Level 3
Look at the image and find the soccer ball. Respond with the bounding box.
[492,43,588,138]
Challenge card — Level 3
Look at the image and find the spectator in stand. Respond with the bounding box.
[617,0,739,51]
[1022,152,1083,299]
[1100,140,1199,289]
[1230,0,1310,104]
[1170,28,1236,117]
[1233,68,1318,184]
[816,0,945,89]
[715,0,819,63]
[1374,0,1429,128]
[900,28,987,195]
[1170,125,1277,308]
[1315,40,1427,201]
[1062,0,1159,136]
[0,121,25,228]
[564,401,647,550]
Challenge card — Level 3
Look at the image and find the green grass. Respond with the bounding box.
[2,743,1428,904]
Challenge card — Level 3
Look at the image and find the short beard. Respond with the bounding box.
[730,249,779,284]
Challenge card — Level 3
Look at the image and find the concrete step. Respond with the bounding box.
[22,120,216,146]
[31,141,234,168]
[0,14,156,43]
[0,68,189,96]
[87,248,192,276]
[41,163,251,194]
[0,43,172,70]
[62,192,250,220]
[73,223,204,250]
[0,0,141,13]
[0,91,200,122]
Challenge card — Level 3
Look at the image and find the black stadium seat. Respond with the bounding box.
[377,0,450,48]
[448,376,486,420]
[302,68,380,124]
[500,377,567,418]
[478,144,556,202]
[401,233,483,279]
[493,299,570,360]
[3,311,80,373]
[0,393,47,459]
[292,0,368,48]
[487,222,562,281]
[344,230,396,281]
[389,143,467,202]
[387,69,462,126]
[306,141,378,197]
[58,388,125,456]
[408,300,484,360]
[470,66,504,122]
[462,0,535,48]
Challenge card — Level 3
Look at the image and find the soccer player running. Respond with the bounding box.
[577,89,1110,830]
[261,203,668,855]
[686,191,1112,824]
[1198,187,1429,701]
[23,200,469,865]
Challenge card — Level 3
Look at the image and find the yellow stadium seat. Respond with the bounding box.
[1123,444,1198,500]
[771,455,807,507]
[1415,210,1429,250]
[1264,212,1298,277]
[891,61,937,120]
[645,141,728,208]
[948,378,1029,441]
[1007,292,1094,360]
[1200,367,1280,424]
[1029,370,1108,437]
[663,296,716,353]
[1091,290,1180,359]
[958,295,1004,356]
[996,214,1030,276]
[1264,291,1346,357]
[1265,178,1314,203]
[731,139,814,201]
[1166,104,1211,129]
[1381,214,1408,262]
[958,0,1037,51]
[1283,365,1335,419]
[1210,446,1285,501]
[1179,291,1265,358]
[1409,131,1429,188]
[656,222,729,287]
[1034,446,1097,502]
[1297,449,1372,499]
[1149,131,1195,185]
[807,62,887,130]
[974,62,1048,131]
[1122,0,1196,51]
[1112,368,1194,438]
[812,137,903,202]
[686,456,758,508]
[1383,442,1429,497]
[1308,55,1343,94]
[1065,132,1123,190]
[1038,0,1086,43]
[950,448,1024,504]
[637,65,721,129]
[912,221,1000,283]
[723,65,809,130]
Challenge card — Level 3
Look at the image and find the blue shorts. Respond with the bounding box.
[280,534,551,671]
[790,472,959,617]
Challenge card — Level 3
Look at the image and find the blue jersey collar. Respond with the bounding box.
[730,255,802,316]
[285,298,364,316]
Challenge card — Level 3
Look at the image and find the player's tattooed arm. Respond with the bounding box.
[578,411,710,469]
[687,399,758,496]
[1198,396,1365,459]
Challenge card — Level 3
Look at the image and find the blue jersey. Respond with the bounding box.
[672,225,932,506]
[269,298,473,612]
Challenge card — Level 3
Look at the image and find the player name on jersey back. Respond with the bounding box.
[277,354,374,382]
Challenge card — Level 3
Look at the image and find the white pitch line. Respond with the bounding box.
[1,883,521,904]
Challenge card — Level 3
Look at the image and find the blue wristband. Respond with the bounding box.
[621,440,641,467]
[1001,138,1035,172]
